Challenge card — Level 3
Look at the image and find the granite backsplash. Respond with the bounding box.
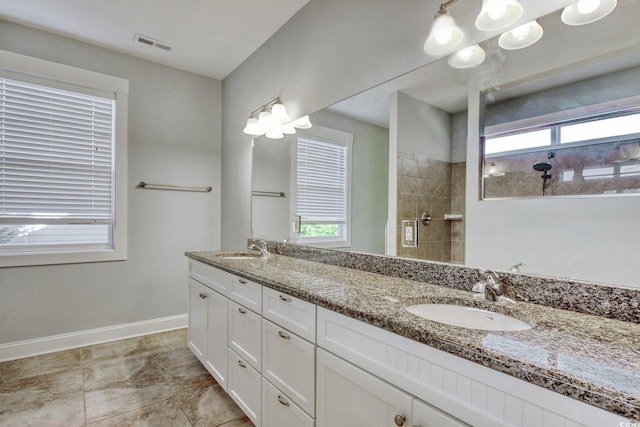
[249,239,640,324]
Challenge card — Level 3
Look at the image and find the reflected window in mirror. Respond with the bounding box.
[482,66,640,199]
[294,128,353,247]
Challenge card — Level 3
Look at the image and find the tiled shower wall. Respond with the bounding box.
[484,142,640,198]
[396,151,465,263]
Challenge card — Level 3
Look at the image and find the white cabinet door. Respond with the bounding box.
[187,278,207,361]
[412,398,469,427]
[316,348,413,427]
[228,300,262,371]
[204,287,228,390]
[262,378,314,427]
[228,348,262,427]
[262,319,315,416]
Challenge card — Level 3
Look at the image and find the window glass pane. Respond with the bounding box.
[583,166,614,180]
[0,76,115,251]
[299,224,339,238]
[296,137,348,223]
[560,113,640,144]
[0,224,110,247]
[485,129,551,155]
[620,163,640,177]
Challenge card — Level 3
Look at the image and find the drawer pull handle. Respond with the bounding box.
[238,279,248,285]
[200,293,207,299]
[278,331,291,340]
[394,414,406,426]
[238,307,247,314]
[279,295,292,302]
[277,395,290,406]
[237,360,247,368]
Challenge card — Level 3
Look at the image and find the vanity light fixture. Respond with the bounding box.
[243,98,312,139]
[475,0,524,32]
[498,20,544,50]
[423,3,465,56]
[484,161,506,177]
[561,0,617,26]
[448,44,486,68]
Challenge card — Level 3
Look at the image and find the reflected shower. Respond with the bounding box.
[533,152,555,195]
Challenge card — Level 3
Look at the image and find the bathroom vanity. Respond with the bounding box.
[185,247,638,426]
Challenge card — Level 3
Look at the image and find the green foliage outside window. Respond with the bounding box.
[300,224,339,237]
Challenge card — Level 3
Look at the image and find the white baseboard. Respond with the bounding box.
[0,314,188,362]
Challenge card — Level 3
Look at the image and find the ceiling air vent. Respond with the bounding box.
[133,33,172,52]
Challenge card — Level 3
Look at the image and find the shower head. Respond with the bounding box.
[533,161,552,172]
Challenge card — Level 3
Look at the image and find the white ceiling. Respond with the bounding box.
[0,0,310,80]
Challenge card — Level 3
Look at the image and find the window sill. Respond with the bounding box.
[0,248,126,268]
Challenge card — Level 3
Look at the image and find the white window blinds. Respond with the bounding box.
[0,77,115,225]
[296,137,348,224]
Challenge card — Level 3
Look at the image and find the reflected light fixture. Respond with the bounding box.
[561,0,617,25]
[448,44,486,68]
[498,20,544,50]
[243,97,312,139]
[484,162,506,177]
[423,3,464,56]
[475,0,523,32]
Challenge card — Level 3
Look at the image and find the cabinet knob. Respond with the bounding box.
[237,360,247,368]
[279,295,292,302]
[238,307,247,314]
[277,395,290,406]
[201,293,207,299]
[394,414,407,426]
[278,331,291,340]
[238,279,247,285]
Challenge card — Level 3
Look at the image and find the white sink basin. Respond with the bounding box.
[405,304,532,331]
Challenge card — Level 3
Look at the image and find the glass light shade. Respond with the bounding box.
[243,116,264,136]
[271,101,290,124]
[293,115,312,129]
[498,20,543,50]
[475,0,523,32]
[281,122,297,134]
[561,0,617,25]
[448,44,486,69]
[423,13,464,56]
[258,110,275,131]
[265,128,284,139]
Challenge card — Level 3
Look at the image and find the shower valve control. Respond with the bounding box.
[421,212,432,226]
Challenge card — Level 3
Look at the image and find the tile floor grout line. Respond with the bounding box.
[159,356,197,427]
[81,346,88,427]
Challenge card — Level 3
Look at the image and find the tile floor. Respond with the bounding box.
[0,328,253,427]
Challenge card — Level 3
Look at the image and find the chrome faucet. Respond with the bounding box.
[248,240,269,257]
[484,270,503,301]
[274,239,289,255]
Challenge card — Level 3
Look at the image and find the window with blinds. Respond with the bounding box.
[295,135,351,245]
[0,76,115,252]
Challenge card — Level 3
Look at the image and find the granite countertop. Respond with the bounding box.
[186,250,640,420]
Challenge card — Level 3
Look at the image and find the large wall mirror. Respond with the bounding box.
[252,0,640,288]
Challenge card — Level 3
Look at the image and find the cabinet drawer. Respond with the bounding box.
[263,287,316,343]
[262,319,315,416]
[262,378,314,427]
[228,300,262,371]
[189,260,230,295]
[228,348,261,427]
[229,275,262,314]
